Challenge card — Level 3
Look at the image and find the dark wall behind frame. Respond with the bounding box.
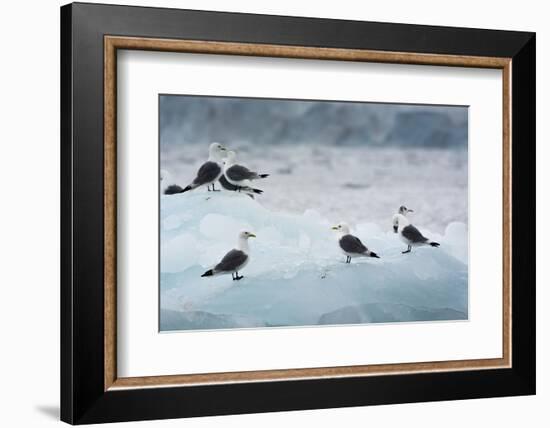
[61,2,535,424]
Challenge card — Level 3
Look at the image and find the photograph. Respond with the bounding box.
[159,95,469,331]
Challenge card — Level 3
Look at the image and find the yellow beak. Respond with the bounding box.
[331,226,338,230]
[248,233,256,238]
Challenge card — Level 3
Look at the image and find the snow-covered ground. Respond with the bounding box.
[159,189,468,331]
[161,144,468,234]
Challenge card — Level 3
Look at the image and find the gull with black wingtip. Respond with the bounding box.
[393,213,440,254]
[223,150,269,189]
[201,231,256,281]
[332,222,380,263]
[164,142,227,194]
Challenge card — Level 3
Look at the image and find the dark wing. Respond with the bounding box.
[214,249,248,272]
[401,225,428,243]
[339,234,368,254]
[219,174,239,191]
[193,161,221,186]
[219,175,262,196]
[226,164,256,181]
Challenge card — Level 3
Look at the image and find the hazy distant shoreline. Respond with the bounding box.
[160,94,468,149]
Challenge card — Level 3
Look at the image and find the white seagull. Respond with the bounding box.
[223,151,269,188]
[331,222,380,263]
[164,142,227,194]
[201,231,256,281]
[392,213,440,254]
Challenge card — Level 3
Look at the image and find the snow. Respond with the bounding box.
[160,191,468,331]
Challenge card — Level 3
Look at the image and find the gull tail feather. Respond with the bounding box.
[429,242,440,247]
[164,184,189,195]
[201,269,214,277]
[258,174,269,179]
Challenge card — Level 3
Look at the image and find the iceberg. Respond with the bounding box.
[160,191,468,331]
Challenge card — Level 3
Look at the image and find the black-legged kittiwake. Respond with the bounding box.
[164,142,227,195]
[201,231,256,280]
[223,151,269,188]
[392,213,440,253]
[332,222,380,263]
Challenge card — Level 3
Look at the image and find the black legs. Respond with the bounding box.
[232,272,244,281]
[402,245,412,254]
[345,256,351,263]
[207,183,220,192]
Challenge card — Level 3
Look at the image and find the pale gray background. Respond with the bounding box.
[0,1,545,428]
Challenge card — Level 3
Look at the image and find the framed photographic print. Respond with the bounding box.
[60,2,536,424]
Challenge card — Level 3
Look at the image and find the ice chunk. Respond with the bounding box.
[318,303,467,325]
[163,214,182,231]
[356,222,384,238]
[161,309,266,331]
[161,233,199,273]
[298,233,311,250]
[200,213,252,242]
[160,191,468,330]
[442,222,468,264]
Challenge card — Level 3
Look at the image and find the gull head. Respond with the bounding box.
[239,230,256,240]
[398,205,414,215]
[392,213,409,233]
[209,142,227,159]
[331,222,350,235]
